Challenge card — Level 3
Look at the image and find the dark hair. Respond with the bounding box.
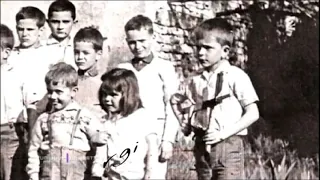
[48,0,76,20]
[192,18,234,46]
[0,24,14,49]
[45,62,78,88]
[99,68,143,117]
[15,6,46,28]
[125,14,153,34]
[74,26,103,51]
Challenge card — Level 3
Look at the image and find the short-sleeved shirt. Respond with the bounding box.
[186,60,259,135]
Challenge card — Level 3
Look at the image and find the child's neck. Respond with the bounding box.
[205,59,228,73]
[78,63,98,77]
[19,40,41,49]
[108,112,123,121]
[52,35,70,45]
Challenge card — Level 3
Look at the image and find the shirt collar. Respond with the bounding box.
[132,52,154,64]
[46,34,73,47]
[13,40,43,53]
[58,101,81,113]
[1,63,13,72]
[201,60,230,81]
[78,64,99,78]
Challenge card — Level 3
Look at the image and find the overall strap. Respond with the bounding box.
[69,109,82,146]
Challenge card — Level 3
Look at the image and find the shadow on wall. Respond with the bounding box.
[246,10,319,157]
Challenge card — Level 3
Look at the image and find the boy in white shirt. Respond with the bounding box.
[117,15,180,179]
[0,24,27,180]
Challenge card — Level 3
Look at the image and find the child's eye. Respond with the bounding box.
[62,20,71,23]
[49,20,59,24]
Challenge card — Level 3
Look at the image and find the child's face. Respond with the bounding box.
[46,81,78,112]
[102,91,122,114]
[196,32,229,69]
[126,27,153,59]
[16,19,43,48]
[48,11,74,41]
[1,47,12,65]
[74,41,101,71]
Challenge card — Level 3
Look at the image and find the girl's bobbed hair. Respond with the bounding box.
[99,68,143,117]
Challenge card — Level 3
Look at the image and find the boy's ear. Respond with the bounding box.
[2,48,12,60]
[96,50,103,61]
[221,45,230,60]
[73,20,78,24]
[71,86,79,98]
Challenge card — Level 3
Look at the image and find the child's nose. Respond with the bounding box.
[50,92,58,100]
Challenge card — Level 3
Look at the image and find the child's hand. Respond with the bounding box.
[40,135,50,150]
[29,173,39,180]
[91,131,109,145]
[203,129,223,145]
[159,141,173,162]
[181,121,192,136]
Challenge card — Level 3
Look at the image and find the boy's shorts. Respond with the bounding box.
[0,123,28,180]
[193,135,246,180]
[40,147,88,180]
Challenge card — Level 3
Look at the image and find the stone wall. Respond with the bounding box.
[153,0,253,77]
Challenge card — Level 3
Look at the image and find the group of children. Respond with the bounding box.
[1,0,260,180]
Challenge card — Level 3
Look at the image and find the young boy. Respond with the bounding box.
[7,6,52,153]
[171,18,260,180]
[45,0,78,69]
[27,26,106,179]
[0,24,28,180]
[9,6,50,107]
[26,62,102,180]
[117,14,180,179]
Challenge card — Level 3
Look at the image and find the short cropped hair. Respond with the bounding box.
[124,15,153,34]
[45,62,78,88]
[0,24,14,50]
[74,27,103,51]
[193,18,234,46]
[99,68,143,117]
[16,6,46,28]
[48,0,76,20]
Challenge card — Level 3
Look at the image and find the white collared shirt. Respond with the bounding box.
[0,64,24,124]
[117,54,180,142]
[42,35,77,69]
[7,45,52,111]
[186,60,259,135]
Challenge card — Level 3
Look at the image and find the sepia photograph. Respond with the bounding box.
[0,0,319,179]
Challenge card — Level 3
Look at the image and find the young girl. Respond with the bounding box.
[91,68,159,180]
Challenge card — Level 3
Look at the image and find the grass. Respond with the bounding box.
[167,133,319,180]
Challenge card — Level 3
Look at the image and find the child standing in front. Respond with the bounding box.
[91,68,159,180]
[26,62,102,180]
[0,24,27,180]
[27,26,107,180]
[171,18,260,180]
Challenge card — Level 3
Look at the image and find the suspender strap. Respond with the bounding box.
[69,109,82,146]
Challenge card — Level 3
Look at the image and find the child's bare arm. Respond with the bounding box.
[92,144,107,177]
[204,103,259,144]
[144,133,159,180]
[204,71,260,144]
[26,116,44,180]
